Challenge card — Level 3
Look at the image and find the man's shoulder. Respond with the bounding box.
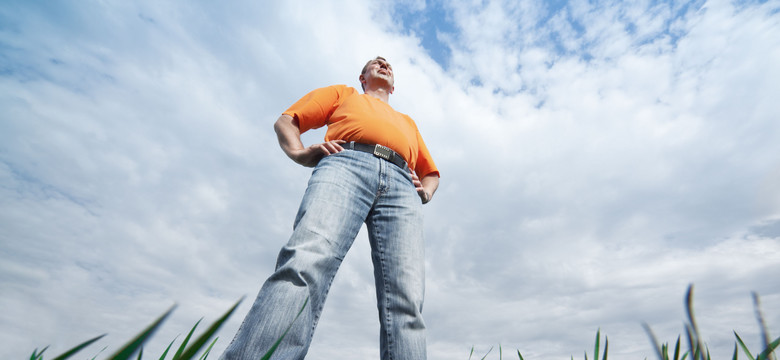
[299,85,359,105]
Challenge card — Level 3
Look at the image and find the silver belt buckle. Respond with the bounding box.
[373,144,393,161]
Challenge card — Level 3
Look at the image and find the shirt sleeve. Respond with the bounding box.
[414,130,440,179]
[282,85,351,133]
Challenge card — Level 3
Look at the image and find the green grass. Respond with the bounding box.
[642,285,779,360]
[30,297,309,360]
[480,285,776,360]
[30,286,776,360]
[30,299,240,360]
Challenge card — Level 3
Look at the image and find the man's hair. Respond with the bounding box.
[360,56,389,91]
[361,56,388,75]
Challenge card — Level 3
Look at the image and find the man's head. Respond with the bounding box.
[359,56,394,93]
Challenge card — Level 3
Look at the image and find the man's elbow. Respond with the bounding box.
[274,114,298,135]
[274,114,290,130]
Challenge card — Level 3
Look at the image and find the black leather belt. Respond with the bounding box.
[345,142,407,169]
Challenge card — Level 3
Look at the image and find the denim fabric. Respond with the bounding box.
[220,150,426,360]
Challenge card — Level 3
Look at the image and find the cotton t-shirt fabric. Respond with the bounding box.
[283,85,439,179]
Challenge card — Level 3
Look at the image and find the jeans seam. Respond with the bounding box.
[379,240,394,359]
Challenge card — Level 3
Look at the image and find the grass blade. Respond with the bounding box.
[30,346,49,360]
[517,349,524,360]
[753,293,776,360]
[107,305,176,360]
[685,285,704,360]
[172,319,202,360]
[176,298,243,360]
[735,331,756,360]
[674,336,682,360]
[643,322,665,360]
[602,336,609,360]
[757,336,780,360]
[259,296,309,360]
[158,337,178,360]
[685,324,697,360]
[51,334,106,360]
[197,337,218,360]
[479,346,494,360]
[91,346,108,360]
[595,329,601,360]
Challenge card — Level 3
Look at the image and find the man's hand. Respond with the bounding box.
[274,114,346,167]
[289,140,346,167]
[411,170,438,204]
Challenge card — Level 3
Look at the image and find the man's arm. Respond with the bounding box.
[273,114,345,167]
[411,172,440,204]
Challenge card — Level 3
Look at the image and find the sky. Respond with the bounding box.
[1,0,779,359]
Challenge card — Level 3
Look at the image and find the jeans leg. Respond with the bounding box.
[366,163,427,360]
[220,152,376,360]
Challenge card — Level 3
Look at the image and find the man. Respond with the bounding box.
[220,56,439,360]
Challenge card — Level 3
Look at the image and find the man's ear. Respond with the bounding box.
[390,85,394,94]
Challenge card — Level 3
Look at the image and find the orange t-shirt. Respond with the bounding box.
[283,85,439,179]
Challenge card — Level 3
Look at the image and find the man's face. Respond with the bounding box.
[361,58,394,90]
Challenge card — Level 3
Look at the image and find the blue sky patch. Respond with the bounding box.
[394,1,457,69]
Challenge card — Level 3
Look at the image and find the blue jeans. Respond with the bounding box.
[220,150,426,360]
